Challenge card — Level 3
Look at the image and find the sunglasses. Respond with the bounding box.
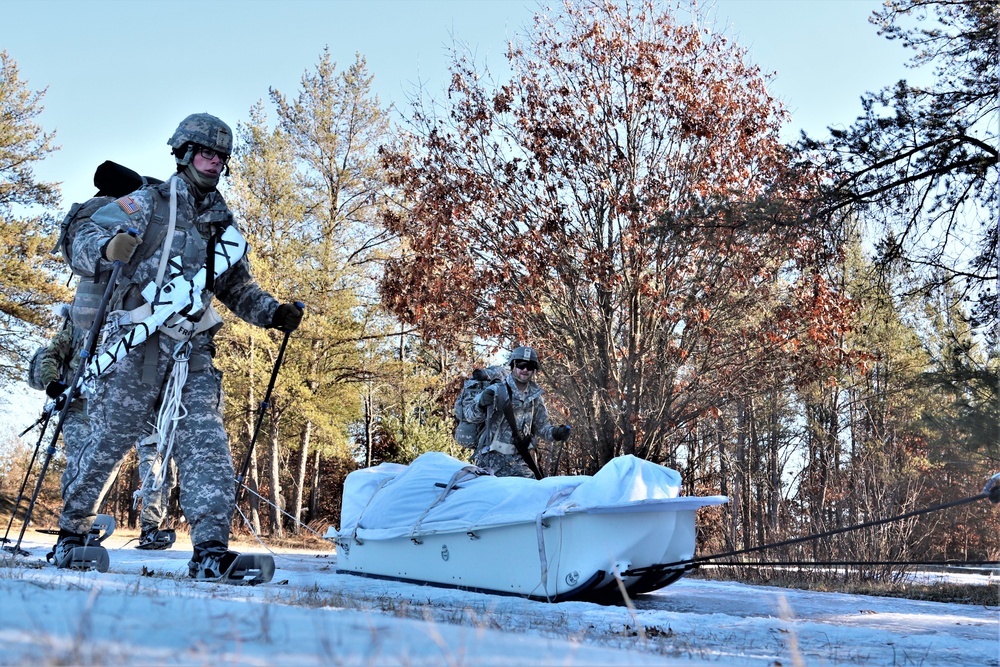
[513,361,537,371]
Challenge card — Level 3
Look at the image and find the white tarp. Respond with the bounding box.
[338,451,727,541]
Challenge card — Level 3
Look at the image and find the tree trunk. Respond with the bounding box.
[268,420,284,539]
[292,420,312,533]
[735,398,748,550]
[363,384,375,468]
[248,446,261,535]
[307,449,321,524]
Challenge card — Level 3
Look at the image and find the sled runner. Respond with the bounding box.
[326,452,727,602]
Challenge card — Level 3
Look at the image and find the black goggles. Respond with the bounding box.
[513,360,537,371]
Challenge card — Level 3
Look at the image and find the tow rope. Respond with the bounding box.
[622,474,1000,578]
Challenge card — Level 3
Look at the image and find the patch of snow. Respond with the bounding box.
[0,533,996,666]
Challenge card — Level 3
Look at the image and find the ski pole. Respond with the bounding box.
[1,403,55,553]
[235,301,303,503]
[10,254,128,557]
[17,401,55,438]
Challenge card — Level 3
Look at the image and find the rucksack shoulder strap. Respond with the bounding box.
[134,185,171,264]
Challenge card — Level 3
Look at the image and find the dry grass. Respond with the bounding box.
[690,565,1000,606]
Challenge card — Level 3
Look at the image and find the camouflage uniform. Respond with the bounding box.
[135,436,176,533]
[29,318,94,497]
[58,173,279,547]
[465,374,558,478]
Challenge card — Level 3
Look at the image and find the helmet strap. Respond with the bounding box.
[174,144,195,169]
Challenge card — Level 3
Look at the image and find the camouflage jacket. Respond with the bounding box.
[70,175,278,329]
[464,374,556,455]
[38,321,86,386]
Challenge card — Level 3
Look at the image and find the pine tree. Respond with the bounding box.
[222,52,406,534]
[0,50,68,382]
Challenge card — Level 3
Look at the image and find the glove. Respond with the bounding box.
[477,385,497,408]
[271,302,304,331]
[45,380,68,400]
[551,425,571,441]
[102,231,142,262]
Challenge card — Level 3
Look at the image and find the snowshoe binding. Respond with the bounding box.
[188,540,274,585]
[46,513,116,572]
[88,514,116,543]
[136,528,176,551]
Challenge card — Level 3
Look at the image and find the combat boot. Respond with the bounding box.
[188,540,239,579]
[48,530,85,568]
[136,528,176,551]
[47,529,110,572]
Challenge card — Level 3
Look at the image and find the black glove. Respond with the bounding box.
[477,385,497,408]
[45,380,68,400]
[271,303,304,331]
[551,425,571,441]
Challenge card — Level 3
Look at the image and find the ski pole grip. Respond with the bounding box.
[984,472,1000,503]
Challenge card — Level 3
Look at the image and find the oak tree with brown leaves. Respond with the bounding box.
[380,0,854,473]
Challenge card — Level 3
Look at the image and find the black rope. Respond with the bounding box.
[698,560,1000,569]
[648,490,993,573]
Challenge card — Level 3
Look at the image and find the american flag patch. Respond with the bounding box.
[116,196,140,215]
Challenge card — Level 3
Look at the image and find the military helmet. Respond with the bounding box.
[509,345,540,369]
[167,113,233,155]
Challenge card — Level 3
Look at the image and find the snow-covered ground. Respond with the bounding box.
[0,532,996,666]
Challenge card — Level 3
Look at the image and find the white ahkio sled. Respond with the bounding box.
[324,452,727,603]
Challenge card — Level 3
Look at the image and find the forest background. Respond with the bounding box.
[0,0,997,579]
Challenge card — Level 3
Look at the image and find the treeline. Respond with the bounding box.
[1,0,996,571]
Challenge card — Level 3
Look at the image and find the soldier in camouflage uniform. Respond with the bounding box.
[53,113,303,578]
[465,346,571,478]
[30,314,91,473]
[134,434,178,550]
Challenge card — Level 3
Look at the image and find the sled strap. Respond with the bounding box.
[350,477,395,544]
[534,513,552,601]
[502,397,544,480]
[409,466,485,540]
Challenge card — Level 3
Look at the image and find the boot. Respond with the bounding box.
[48,530,85,568]
[188,540,240,580]
[136,527,176,551]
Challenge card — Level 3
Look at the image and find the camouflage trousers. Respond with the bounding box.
[135,438,177,533]
[59,334,233,546]
[473,449,536,479]
[59,397,91,500]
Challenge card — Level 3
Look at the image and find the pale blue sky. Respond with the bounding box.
[0,0,928,430]
[2,0,926,208]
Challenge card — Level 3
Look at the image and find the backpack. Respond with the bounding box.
[452,365,508,448]
[51,162,164,331]
[27,345,47,391]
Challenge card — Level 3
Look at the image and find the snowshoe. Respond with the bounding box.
[48,530,109,572]
[136,528,176,551]
[188,540,274,585]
